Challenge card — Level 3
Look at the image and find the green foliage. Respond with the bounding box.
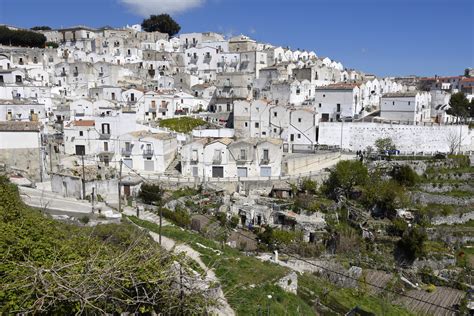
[257,226,302,249]
[141,14,181,36]
[298,273,413,316]
[323,160,368,199]
[79,215,90,224]
[170,186,200,199]
[447,92,470,120]
[161,207,191,228]
[301,178,317,194]
[159,117,206,133]
[0,26,46,48]
[363,179,408,218]
[30,26,52,30]
[0,177,210,314]
[387,218,408,237]
[391,165,419,187]
[397,226,427,262]
[45,41,59,48]
[138,183,163,205]
[374,137,397,154]
[128,217,314,315]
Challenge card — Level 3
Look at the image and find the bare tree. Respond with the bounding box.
[446,130,463,154]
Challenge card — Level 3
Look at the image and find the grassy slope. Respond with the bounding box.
[129,216,414,315]
[128,216,314,315]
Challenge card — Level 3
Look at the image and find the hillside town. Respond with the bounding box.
[0,18,473,316]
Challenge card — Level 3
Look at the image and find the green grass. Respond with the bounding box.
[128,216,315,315]
[159,117,206,133]
[298,273,414,316]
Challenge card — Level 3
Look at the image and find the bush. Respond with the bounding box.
[161,207,190,228]
[391,165,418,187]
[387,218,408,237]
[138,183,162,205]
[323,160,368,199]
[79,215,90,224]
[301,178,317,194]
[397,226,427,262]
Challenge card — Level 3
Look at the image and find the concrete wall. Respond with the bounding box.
[51,173,118,199]
[318,122,473,153]
[284,152,341,175]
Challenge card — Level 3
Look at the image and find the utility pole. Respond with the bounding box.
[81,154,86,200]
[49,142,53,175]
[159,204,162,245]
[91,187,95,213]
[118,159,123,213]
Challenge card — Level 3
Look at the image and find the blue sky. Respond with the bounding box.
[0,0,472,77]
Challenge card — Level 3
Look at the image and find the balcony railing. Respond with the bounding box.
[143,149,154,157]
[99,132,111,140]
[260,158,270,165]
[60,71,67,76]
[212,156,222,165]
[190,159,198,165]
[121,148,132,156]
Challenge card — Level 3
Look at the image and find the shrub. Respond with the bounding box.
[79,215,90,224]
[138,183,162,205]
[387,218,408,237]
[397,226,427,262]
[301,178,317,194]
[391,165,418,187]
[161,207,190,228]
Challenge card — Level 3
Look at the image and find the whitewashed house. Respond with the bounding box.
[380,91,431,123]
[314,83,362,121]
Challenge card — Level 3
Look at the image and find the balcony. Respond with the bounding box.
[60,71,67,77]
[190,158,198,165]
[97,146,115,156]
[73,71,79,77]
[121,148,132,156]
[236,155,248,165]
[143,149,154,157]
[98,72,103,77]
[99,132,111,140]
[260,158,270,165]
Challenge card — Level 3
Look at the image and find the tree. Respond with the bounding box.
[0,26,46,48]
[374,137,396,155]
[446,130,462,154]
[363,179,408,218]
[397,226,427,263]
[464,68,471,78]
[141,14,181,36]
[391,165,418,187]
[31,26,52,31]
[138,183,163,205]
[323,160,368,199]
[447,92,469,122]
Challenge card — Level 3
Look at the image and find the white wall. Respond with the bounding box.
[318,122,473,153]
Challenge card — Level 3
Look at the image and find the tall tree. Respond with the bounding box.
[323,160,368,199]
[141,14,181,37]
[447,92,469,122]
[374,137,396,154]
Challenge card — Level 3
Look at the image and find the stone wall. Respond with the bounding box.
[318,122,472,154]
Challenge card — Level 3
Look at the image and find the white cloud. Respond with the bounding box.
[120,0,205,16]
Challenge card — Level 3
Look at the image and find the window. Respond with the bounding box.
[15,75,22,83]
[296,88,300,95]
[274,112,277,117]
[297,134,301,139]
[290,134,294,141]
[262,132,266,136]
[255,122,259,128]
[0,75,3,83]
[226,103,231,112]
[244,122,248,127]
[392,101,395,105]
[263,149,269,160]
[408,101,411,105]
[319,103,321,108]
[336,104,341,112]
[298,118,302,123]
[101,123,110,134]
[240,149,247,160]
[111,92,115,100]
[323,94,326,98]
[79,131,83,136]
[130,93,135,102]
[273,128,277,133]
